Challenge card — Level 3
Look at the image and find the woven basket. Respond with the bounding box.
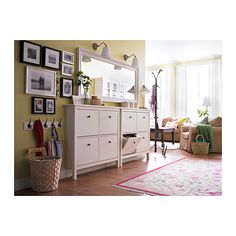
[28,147,61,192]
[191,135,209,155]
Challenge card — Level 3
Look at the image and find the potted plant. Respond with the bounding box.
[77,70,91,104]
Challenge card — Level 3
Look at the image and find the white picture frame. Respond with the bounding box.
[61,63,74,76]
[62,51,74,64]
[26,66,56,97]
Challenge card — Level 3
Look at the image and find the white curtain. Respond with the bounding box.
[158,66,175,118]
[176,64,187,118]
[209,59,222,117]
[176,59,222,120]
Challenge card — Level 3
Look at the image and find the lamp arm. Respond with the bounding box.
[98,42,107,47]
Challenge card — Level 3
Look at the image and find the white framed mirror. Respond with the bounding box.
[77,48,139,105]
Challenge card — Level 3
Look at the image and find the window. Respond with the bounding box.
[176,59,222,121]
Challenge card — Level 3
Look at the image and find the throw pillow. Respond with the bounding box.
[165,120,178,129]
[209,117,222,127]
[177,117,189,127]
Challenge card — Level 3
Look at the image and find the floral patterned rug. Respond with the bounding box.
[114,158,222,196]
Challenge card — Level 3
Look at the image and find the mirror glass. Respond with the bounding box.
[77,48,137,103]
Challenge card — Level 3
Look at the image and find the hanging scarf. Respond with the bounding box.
[33,119,44,147]
[149,85,158,114]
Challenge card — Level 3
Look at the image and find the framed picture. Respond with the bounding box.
[61,78,73,98]
[26,66,56,97]
[62,51,74,64]
[42,46,61,70]
[20,40,42,66]
[45,98,55,114]
[31,97,44,114]
[61,63,74,76]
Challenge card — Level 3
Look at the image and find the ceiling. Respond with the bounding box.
[145,40,222,66]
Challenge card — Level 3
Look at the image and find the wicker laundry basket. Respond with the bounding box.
[191,135,209,155]
[28,147,61,192]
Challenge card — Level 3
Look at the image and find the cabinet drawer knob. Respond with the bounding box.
[142,137,145,139]
[142,116,146,119]
[108,141,112,143]
[108,115,112,118]
[87,115,91,118]
[129,116,132,118]
[87,143,91,146]
[133,141,136,144]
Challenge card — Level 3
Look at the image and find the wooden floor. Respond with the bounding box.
[15,145,222,196]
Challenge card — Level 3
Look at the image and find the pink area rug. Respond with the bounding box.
[114,158,222,196]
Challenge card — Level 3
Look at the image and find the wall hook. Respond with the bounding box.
[44,118,48,128]
[27,117,32,129]
[51,118,55,127]
[58,118,62,128]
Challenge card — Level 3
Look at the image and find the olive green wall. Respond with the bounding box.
[14,40,145,180]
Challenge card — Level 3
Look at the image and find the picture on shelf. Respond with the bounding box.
[42,46,61,70]
[20,41,42,66]
[45,98,55,114]
[61,78,73,98]
[61,63,74,76]
[62,51,74,64]
[26,66,56,97]
[31,97,44,114]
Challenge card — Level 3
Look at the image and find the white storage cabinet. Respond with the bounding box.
[65,105,120,180]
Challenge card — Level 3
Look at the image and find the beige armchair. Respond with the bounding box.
[180,124,222,153]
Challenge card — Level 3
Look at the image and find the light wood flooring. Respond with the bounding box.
[15,145,221,196]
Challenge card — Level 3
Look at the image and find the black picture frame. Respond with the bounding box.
[60,78,73,98]
[20,40,42,66]
[45,98,56,114]
[42,46,61,70]
[31,97,44,114]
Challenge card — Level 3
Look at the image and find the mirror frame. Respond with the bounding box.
[77,48,139,105]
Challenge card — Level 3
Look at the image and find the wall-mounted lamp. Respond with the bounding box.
[92,42,111,59]
[140,85,150,94]
[124,54,139,68]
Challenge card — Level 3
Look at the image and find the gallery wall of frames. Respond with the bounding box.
[20,40,74,115]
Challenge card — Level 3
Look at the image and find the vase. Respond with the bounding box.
[83,87,90,104]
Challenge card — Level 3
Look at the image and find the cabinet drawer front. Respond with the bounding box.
[137,112,149,131]
[122,111,137,133]
[100,135,118,160]
[136,132,150,152]
[100,111,118,134]
[76,109,99,136]
[76,136,99,166]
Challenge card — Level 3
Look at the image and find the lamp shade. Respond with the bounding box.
[131,56,139,68]
[202,96,211,107]
[127,85,136,94]
[101,46,111,58]
[140,85,150,94]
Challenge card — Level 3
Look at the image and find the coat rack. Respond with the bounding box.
[23,118,63,130]
[152,69,162,153]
